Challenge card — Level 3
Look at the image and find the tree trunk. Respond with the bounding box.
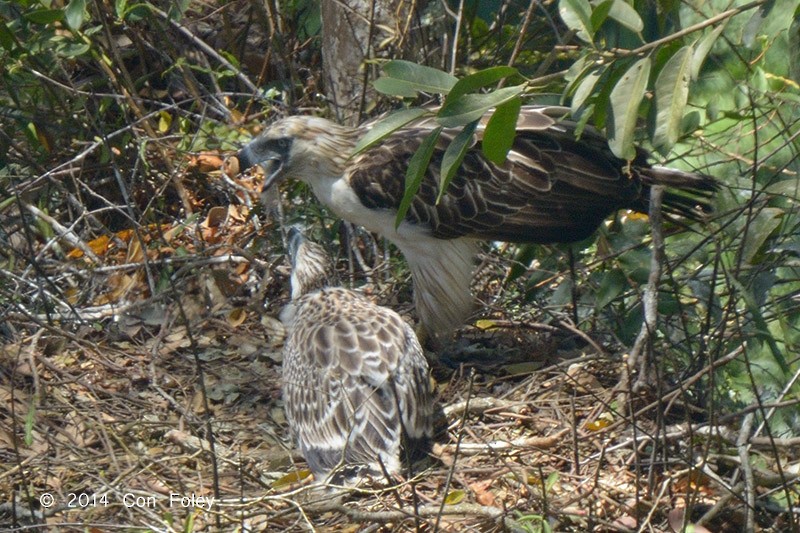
[321,0,427,126]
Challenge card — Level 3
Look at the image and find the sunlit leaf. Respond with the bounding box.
[446,66,519,103]
[438,120,478,204]
[571,67,603,113]
[444,489,466,505]
[354,108,429,154]
[375,60,458,96]
[559,0,593,43]
[545,471,560,492]
[482,96,521,164]
[608,57,651,160]
[585,418,611,431]
[115,0,128,18]
[653,45,693,150]
[606,0,644,33]
[65,0,86,30]
[271,469,312,488]
[158,111,172,133]
[475,319,501,330]
[691,22,727,80]
[743,0,775,48]
[374,76,424,98]
[788,11,800,86]
[24,398,37,447]
[396,127,442,228]
[589,0,613,31]
[437,85,524,127]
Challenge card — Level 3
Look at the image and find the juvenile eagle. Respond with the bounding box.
[229,106,716,343]
[280,227,436,480]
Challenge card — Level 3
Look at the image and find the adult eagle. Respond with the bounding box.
[227,106,716,344]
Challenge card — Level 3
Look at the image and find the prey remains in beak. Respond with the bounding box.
[223,135,294,204]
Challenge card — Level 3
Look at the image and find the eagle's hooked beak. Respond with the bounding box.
[223,137,290,204]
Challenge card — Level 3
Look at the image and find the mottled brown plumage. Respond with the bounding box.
[281,228,435,481]
[231,106,716,341]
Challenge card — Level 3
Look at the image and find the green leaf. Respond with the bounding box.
[65,0,86,30]
[396,127,442,228]
[590,0,614,32]
[115,0,128,18]
[0,20,15,51]
[691,22,727,80]
[608,57,651,160]
[595,269,627,310]
[354,108,430,154]
[25,8,64,24]
[24,397,37,447]
[437,85,525,127]
[743,0,775,48]
[788,11,800,86]
[271,469,312,488]
[446,66,519,103]
[728,275,788,374]
[653,45,693,150]
[559,0,593,43]
[606,0,644,33]
[376,60,458,96]
[741,207,783,265]
[545,471,560,492]
[571,67,603,113]
[374,77,424,98]
[482,97,521,164]
[444,489,466,505]
[438,120,478,204]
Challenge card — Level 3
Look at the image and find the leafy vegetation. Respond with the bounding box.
[1,0,799,530]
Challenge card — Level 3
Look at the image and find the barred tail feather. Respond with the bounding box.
[641,166,719,221]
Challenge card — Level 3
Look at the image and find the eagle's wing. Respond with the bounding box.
[282,288,433,477]
[349,105,715,244]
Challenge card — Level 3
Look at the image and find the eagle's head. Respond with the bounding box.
[286,226,337,300]
[224,116,360,193]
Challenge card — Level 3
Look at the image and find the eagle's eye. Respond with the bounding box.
[274,137,292,151]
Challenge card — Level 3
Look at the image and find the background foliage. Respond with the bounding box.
[1,0,799,530]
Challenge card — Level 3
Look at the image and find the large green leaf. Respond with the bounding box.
[728,274,789,374]
[653,45,693,150]
[788,8,800,86]
[571,67,603,113]
[589,0,613,32]
[437,85,525,128]
[25,8,64,24]
[396,127,442,228]
[65,0,86,30]
[559,0,593,43]
[374,60,458,97]
[446,66,519,103]
[605,0,643,33]
[353,108,430,154]
[0,20,15,51]
[691,22,727,80]
[743,0,775,48]
[596,269,628,310]
[482,97,522,164]
[608,57,651,160]
[438,120,478,204]
[741,207,783,265]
